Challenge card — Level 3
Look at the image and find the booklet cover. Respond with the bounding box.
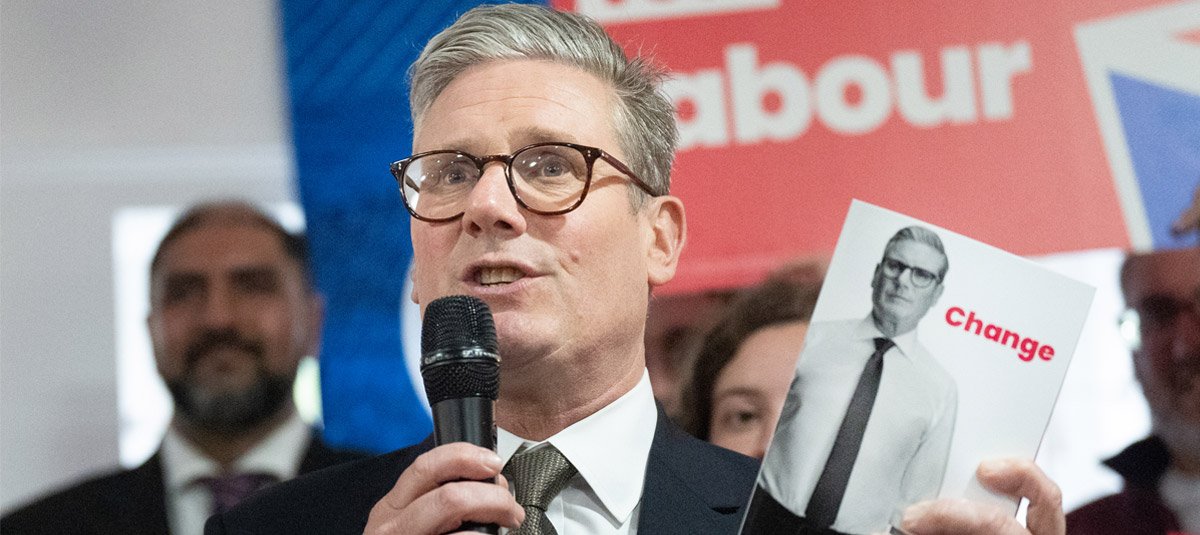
[741,200,1096,535]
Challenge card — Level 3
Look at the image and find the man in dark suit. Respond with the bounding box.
[208,5,1067,535]
[1067,247,1200,534]
[2,201,365,535]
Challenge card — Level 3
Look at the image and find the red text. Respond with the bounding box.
[945,306,1055,362]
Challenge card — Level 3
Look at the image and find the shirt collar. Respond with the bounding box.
[498,370,657,525]
[853,316,920,359]
[161,410,311,491]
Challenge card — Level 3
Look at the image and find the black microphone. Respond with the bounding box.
[421,295,501,535]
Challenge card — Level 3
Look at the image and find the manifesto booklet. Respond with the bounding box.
[741,200,1095,535]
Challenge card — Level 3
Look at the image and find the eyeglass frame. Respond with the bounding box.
[878,257,943,288]
[1117,286,1200,350]
[390,141,657,223]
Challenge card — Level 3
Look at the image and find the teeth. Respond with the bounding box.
[479,267,523,285]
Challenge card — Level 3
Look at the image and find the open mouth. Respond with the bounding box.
[478,266,524,286]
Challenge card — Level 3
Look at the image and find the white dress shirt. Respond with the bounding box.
[758,317,958,533]
[498,369,658,535]
[160,411,311,535]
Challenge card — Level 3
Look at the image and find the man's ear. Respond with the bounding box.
[409,262,421,305]
[645,195,686,287]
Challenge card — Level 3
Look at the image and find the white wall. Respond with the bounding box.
[1,1,294,510]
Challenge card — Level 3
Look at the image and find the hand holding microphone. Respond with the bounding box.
[364,296,523,535]
[422,295,502,534]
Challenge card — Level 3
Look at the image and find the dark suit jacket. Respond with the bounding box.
[1065,436,1181,535]
[1,434,365,535]
[205,413,760,534]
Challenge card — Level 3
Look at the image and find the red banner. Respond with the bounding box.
[553,0,1192,293]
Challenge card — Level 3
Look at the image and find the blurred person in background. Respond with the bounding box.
[679,259,825,459]
[1067,246,1200,534]
[1,201,365,535]
[645,290,735,418]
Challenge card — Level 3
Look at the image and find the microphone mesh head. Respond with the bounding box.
[421,295,498,356]
[421,295,499,403]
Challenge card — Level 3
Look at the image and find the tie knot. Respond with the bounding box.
[195,472,277,514]
[874,337,895,354]
[503,445,577,510]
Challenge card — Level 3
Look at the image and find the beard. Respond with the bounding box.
[1146,379,1200,464]
[166,328,294,435]
[1142,349,1200,463]
[1152,408,1200,464]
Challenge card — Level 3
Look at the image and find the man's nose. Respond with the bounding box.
[201,289,237,328]
[462,163,526,236]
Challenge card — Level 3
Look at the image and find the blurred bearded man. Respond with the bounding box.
[1067,246,1200,534]
[1,201,365,535]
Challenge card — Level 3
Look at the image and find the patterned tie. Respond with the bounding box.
[196,472,278,515]
[805,337,894,528]
[502,445,578,535]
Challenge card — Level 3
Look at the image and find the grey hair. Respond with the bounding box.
[408,3,677,201]
[884,225,949,279]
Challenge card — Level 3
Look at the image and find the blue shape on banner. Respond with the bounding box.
[278,0,543,453]
[1111,73,1200,250]
[278,0,547,453]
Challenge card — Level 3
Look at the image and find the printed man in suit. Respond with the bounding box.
[206,5,1066,535]
[1,201,365,535]
[750,226,958,534]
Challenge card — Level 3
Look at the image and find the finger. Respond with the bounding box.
[976,459,1064,535]
[899,498,1019,535]
[407,480,524,534]
[1172,186,1200,236]
[1173,205,1200,235]
[382,443,504,511]
[368,480,522,535]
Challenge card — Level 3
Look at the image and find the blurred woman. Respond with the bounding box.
[679,260,824,459]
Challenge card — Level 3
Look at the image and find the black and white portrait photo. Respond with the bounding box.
[745,224,958,535]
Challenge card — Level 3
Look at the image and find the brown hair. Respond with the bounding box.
[678,260,825,439]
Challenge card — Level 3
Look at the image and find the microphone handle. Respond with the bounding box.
[431,397,498,534]
[431,397,496,449]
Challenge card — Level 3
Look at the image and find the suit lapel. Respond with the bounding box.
[107,452,171,534]
[299,434,351,474]
[121,433,360,534]
[637,408,756,534]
